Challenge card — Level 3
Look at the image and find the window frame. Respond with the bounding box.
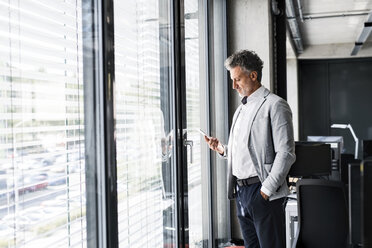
[82,0,229,247]
[82,0,118,247]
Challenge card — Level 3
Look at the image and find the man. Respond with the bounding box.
[205,50,295,248]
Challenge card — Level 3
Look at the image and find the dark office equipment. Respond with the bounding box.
[288,142,331,178]
[307,136,343,159]
[299,59,372,156]
[349,162,362,247]
[292,179,348,248]
[362,161,372,247]
[307,136,343,181]
[341,153,361,185]
[362,140,372,159]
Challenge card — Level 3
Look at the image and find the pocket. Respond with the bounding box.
[258,190,268,202]
[253,185,265,201]
[264,145,274,164]
[252,186,270,220]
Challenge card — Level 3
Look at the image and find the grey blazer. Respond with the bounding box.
[223,87,296,201]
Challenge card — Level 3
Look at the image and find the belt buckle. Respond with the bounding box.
[237,178,247,187]
[237,179,243,187]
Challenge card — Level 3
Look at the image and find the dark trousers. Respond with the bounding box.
[235,182,286,248]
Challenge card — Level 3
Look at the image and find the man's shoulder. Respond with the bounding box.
[265,91,285,104]
[262,92,291,114]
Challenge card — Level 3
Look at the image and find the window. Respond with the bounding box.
[113,0,177,247]
[0,0,86,247]
[184,0,211,246]
[1,0,229,247]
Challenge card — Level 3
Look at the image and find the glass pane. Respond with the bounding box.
[184,0,210,247]
[0,0,86,247]
[113,0,177,247]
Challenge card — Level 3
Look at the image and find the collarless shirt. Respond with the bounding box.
[231,86,265,179]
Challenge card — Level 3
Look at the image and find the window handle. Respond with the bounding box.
[184,140,193,163]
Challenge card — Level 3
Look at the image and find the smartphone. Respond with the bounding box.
[199,129,223,150]
[198,129,209,137]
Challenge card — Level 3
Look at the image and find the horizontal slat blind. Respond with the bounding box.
[114,0,177,247]
[0,0,86,247]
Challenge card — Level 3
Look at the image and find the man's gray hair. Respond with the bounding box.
[224,50,264,82]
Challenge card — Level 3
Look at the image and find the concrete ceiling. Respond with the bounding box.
[289,0,372,58]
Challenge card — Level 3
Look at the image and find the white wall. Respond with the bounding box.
[227,0,273,114]
[287,58,299,141]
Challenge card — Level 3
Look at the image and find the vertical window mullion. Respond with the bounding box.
[173,0,188,247]
[102,0,118,247]
[83,0,118,247]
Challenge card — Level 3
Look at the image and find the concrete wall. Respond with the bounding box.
[286,58,299,141]
[227,0,273,119]
[299,42,372,59]
[226,0,274,240]
[286,37,299,141]
[286,41,372,141]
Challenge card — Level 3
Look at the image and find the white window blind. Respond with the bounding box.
[114,0,177,247]
[0,0,86,247]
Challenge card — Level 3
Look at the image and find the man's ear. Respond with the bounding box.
[250,71,258,81]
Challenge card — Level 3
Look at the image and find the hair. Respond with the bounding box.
[224,50,264,82]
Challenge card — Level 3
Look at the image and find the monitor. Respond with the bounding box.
[288,142,332,177]
[307,136,343,181]
[307,136,343,160]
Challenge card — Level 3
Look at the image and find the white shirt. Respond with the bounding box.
[231,86,265,179]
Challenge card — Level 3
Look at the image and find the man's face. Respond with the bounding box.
[230,66,255,97]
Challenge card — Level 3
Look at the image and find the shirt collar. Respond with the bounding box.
[241,85,264,105]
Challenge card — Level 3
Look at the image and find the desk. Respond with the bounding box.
[285,195,298,248]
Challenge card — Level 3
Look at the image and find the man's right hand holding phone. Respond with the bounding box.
[204,136,224,155]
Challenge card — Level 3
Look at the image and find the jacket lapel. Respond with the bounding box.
[231,105,243,134]
[246,87,270,143]
[228,105,243,158]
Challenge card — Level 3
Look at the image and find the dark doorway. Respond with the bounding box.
[299,58,372,158]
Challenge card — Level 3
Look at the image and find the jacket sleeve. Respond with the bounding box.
[261,98,296,196]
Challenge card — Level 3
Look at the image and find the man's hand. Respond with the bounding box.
[260,190,269,201]
[204,136,224,155]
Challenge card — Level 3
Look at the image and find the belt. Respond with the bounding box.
[236,176,260,187]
